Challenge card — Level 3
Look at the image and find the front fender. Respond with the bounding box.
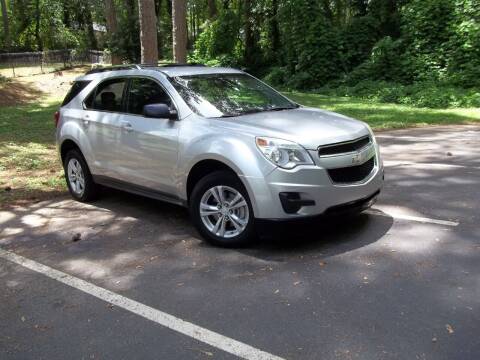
[179,133,276,217]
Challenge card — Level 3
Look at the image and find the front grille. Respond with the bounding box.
[328,157,375,183]
[318,136,371,156]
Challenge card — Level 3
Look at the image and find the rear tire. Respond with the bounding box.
[63,149,99,202]
[190,171,256,247]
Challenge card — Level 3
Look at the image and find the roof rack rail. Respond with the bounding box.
[85,64,140,75]
[158,62,206,67]
[85,62,208,75]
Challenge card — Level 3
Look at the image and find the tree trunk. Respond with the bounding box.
[105,0,122,64]
[84,7,98,50]
[207,0,217,19]
[34,0,43,51]
[244,0,254,66]
[138,0,159,64]
[156,0,163,59]
[172,0,187,63]
[0,0,9,49]
[270,0,280,53]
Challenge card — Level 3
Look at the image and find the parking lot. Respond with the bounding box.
[1,125,479,360]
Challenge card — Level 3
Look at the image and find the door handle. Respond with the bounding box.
[82,118,90,127]
[121,121,133,132]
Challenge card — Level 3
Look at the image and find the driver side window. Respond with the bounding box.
[127,78,172,116]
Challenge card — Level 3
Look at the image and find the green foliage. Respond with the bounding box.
[278,0,344,88]
[263,67,287,87]
[287,91,480,130]
[2,0,479,104]
[192,10,243,67]
[316,81,480,109]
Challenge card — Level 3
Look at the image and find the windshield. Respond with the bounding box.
[169,73,298,118]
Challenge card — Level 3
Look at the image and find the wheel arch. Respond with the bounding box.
[186,159,238,203]
[60,139,82,164]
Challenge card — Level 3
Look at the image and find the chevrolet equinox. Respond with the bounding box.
[56,64,384,246]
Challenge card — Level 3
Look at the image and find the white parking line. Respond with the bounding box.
[367,209,459,227]
[384,161,480,170]
[0,248,284,360]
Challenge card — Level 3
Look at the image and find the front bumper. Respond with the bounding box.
[241,145,384,220]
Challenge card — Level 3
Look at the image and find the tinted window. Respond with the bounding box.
[85,78,127,112]
[127,78,172,115]
[62,80,91,106]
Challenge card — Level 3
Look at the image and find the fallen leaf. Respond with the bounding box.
[274,289,279,294]
[72,233,81,242]
[319,261,326,267]
[446,324,454,334]
[293,281,301,286]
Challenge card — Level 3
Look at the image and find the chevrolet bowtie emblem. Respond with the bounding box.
[351,152,362,165]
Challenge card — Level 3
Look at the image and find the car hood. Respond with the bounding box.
[210,107,370,150]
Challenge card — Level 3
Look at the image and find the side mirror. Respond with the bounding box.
[143,103,178,120]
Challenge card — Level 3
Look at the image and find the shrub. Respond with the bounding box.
[191,11,242,67]
[263,67,288,87]
[316,81,480,109]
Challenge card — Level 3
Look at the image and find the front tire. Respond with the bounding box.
[190,171,256,247]
[63,149,99,202]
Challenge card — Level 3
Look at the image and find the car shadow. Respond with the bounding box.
[94,187,394,262]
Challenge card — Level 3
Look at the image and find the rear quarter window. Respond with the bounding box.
[62,81,91,106]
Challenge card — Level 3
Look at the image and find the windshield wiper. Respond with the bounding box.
[218,109,264,118]
[217,106,298,118]
[268,105,300,111]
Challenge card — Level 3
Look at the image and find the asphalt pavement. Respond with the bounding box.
[1,125,479,360]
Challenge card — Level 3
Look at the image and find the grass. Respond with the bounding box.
[286,92,480,130]
[0,99,66,206]
[1,76,480,206]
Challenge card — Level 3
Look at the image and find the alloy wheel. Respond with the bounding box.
[67,158,85,196]
[199,185,249,238]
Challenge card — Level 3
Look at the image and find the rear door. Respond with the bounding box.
[118,77,180,194]
[82,77,129,179]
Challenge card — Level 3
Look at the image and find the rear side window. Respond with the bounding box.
[62,81,91,106]
[127,78,173,115]
[84,78,127,112]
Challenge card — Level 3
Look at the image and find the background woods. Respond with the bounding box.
[0,0,479,104]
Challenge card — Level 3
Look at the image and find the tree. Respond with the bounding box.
[172,0,187,63]
[35,0,42,50]
[105,0,122,64]
[0,0,9,49]
[138,0,159,64]
[243,0,255,66]
[207,0,217,18]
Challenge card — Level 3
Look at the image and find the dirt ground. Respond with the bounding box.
[0,66,89,106]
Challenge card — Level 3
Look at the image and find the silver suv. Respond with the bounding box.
[56,64,383,246]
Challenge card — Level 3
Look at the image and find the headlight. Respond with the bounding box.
[256,137,314,169]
